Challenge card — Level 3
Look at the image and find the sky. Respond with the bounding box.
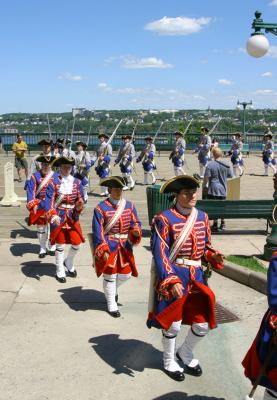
[0,0,277,112]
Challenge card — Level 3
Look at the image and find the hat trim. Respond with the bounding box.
[160,175,200,194]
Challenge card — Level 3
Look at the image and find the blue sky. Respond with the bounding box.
[0,0,277,112]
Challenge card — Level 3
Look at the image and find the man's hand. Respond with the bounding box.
[33,205,38,214]
[103,252,109,262]
[212,253,224,264]
[51,215,61,225]
[132,230,140,238]
[99,156,104,162]
[170,283,184,298]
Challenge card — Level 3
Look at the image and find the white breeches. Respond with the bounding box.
[174,167,185,176]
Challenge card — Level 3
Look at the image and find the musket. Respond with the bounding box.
[169,119,192,160]
[69,117,76,151]
[209,117,222,135]
[86,124,92,147]
[97,119,123,163]
[183,118,193,135]
[153,121,164,143]
[47,114,52,141]
[131,120,138,142]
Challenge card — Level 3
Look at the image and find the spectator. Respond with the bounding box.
[203,147,233,232]
[12,134,28,182]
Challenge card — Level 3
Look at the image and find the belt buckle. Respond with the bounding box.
[114,233,120,239]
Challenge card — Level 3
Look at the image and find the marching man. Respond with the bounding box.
[136,136,156,185]
[198,127,211,179]
[147,175,224,381]
[26,155,56,258]
[262,131,276,176]
[74,140,91,202]
[45,156,85,283]
[62,139,76,159]
[169,131,186,176]
[114,135,136,191]
[91,176,142,318]
[28,138,54,177]
[230,132,244,177]
[94,133,113,196]
[242,252,277,400]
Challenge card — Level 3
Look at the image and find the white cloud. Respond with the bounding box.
[97,82,112,92]
[145,16,211,36]
[193,95,205,100]
[116,87,143,94]
[254,89,277,95]
[261,71,273,77]
[269,0,277,6]
[58,72,83,81]
[122,57,173,69]
[218,79,233,86]
[267,45,277,58]
[238,47,246,53]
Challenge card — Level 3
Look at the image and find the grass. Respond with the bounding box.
[225,255,267,274]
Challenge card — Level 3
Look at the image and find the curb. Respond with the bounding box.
[215,261,267,295]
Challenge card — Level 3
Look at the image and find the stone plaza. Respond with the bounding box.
[0,152,273,400]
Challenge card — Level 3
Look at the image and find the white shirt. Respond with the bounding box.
[60,175,74,195]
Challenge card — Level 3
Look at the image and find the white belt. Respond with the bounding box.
[59,204,75,209]
[109,233,128,239]
[175,258,202,267]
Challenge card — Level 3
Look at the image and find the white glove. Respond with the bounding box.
[51,215,61,225]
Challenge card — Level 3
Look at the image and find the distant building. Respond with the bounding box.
[72,108,86,117]
[0,128,19,134]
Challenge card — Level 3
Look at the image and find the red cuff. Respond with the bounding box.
[269,315,277,329]
[94,242,110,259]
[45,208,57,222]
[158,275,182,301]
[205,249,224,270]
[129,228,142,246]
[27,199,40,211]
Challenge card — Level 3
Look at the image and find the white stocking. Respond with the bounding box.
[150,172,156,184]
[55,244,66,278]
[103,273,118,312]
[144,172,148,185]
[177,322,209,367]
[128,175,135,188]
[199,164,204,178]
[37,225,47,254]
[116,273,131,295]
[162,321,183,372]
[64,244,80,272]
[269,163,277,174]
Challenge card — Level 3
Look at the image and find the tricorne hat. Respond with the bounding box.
[122,135,132,140]
[52,156,75,167]
[100,176,128,188]
[38,139,52,146]
[174,131,184,137]
[160,175,200,194]
[144,136,153,141]
[98,133,109,139]
[36,155,56,164]
[75,141,88,148]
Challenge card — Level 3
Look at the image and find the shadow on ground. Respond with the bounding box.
[21,260,56,280]
[89,334,161,376]
[152,393,225,400]
[10,221,37,239]
[58,286,107,312]
[10,242,40,256]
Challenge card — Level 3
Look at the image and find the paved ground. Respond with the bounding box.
[0,153,273,399]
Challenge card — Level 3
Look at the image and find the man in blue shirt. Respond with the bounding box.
[203,147,233,231]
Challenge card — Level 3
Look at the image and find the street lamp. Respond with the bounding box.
[236,100,253,135]
[246,11,277,58]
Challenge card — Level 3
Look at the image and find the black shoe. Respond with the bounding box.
[108,310,121,318]
[219,224,226,231]
[211,226,219,233]
[64,261,77,277]
[48,250,55,256]
[39,252,46,259]
[130,186,135,191]
[163,369,185,382]
[176,352,202,377]
[55,275,66,283]
[67,270,77,278]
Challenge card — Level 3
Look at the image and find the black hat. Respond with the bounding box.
[201,127,209,133]
[160,175,200,194]
[36,155,56,164]
[98,133,109,139]
[56,138,65,144]
[100,176,127,188]
[174,131,184,137]
[264,133,273,139]
[52,156,75,167]
[234,132,242,138]
[145,136,153,141]
[38,139,52,146]
[65,139,72,145]
[122,135,132,140]
[75,141,88,148]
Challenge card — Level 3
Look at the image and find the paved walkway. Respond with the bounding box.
[0,153,273,399]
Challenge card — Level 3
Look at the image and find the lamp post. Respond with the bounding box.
[264,174,277,260]
[246,11,277,58]
[236,100,252,135]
